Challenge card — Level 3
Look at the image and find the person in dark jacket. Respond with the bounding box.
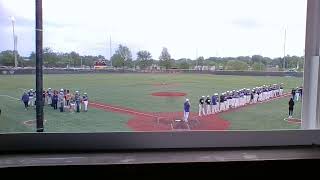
[52,91,58,110]
[288,98,295,118]
[21,92,29,110]
[75,91,81,113]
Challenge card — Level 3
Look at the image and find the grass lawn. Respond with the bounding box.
[0,74,302,132]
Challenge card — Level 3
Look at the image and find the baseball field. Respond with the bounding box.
[0,73,302,133]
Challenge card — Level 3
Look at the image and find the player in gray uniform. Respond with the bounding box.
[47,88,53,106]
[58,90,65,112]
[28,89,35,107]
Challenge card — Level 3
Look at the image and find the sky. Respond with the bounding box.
[0,0,307,59]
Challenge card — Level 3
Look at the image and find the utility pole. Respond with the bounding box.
[196,48,198,67]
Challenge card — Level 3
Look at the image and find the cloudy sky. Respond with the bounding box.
[0,0,307,59]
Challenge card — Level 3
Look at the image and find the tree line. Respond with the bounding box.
[0,45,304,71]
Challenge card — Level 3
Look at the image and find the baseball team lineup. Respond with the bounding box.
[183,83,302,123]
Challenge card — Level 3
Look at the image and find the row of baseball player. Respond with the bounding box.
[183,83,284,122]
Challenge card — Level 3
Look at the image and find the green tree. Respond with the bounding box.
[112,44,132,69]
[42,48,60,67]
[137,50,152,69]
[69,51,81,67]
[252,62,266,71]
[251,55,264,65]
[0,50,23,66]
[179,61,190,69]
[111,54,124,68]
[225,60,248,70]
[159,47,172,69]
[197,56,205,66]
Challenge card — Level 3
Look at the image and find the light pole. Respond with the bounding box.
[109,36,112,67]
[283,28,287,71]
[10,16,18,68]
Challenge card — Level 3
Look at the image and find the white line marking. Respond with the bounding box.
[0,95,20,101]
[90,102,160,118]
[283,118,301,124]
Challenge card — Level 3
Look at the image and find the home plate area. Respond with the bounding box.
[170,118,200,131]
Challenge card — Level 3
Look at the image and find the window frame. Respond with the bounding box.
[1,0,319,153]
[0,130,319,152]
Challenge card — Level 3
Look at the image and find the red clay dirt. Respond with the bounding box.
[90,93,291,131]
[90,101,229,131]
[151,92,187,97]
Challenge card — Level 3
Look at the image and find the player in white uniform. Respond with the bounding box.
[205,96,211,115]
[82,93,89,112]
[280,83,284,96]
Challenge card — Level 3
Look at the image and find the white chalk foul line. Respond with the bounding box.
[0,95,20,101]
[90,102,160,118]
[283,118,301,124]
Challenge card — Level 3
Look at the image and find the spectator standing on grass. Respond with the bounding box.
[42,90,46,105]
[47,88,53,106]
[69,94,76,112]
[63,89,67,106]
[58,91,65,112]
[21,92,29,110]
[66,90,71,107]
[75,91,81,113]
[288,98,295,118]
[183,99,190,122]
[52,91,58,110]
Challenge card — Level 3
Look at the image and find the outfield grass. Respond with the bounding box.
[0,74,302,132]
